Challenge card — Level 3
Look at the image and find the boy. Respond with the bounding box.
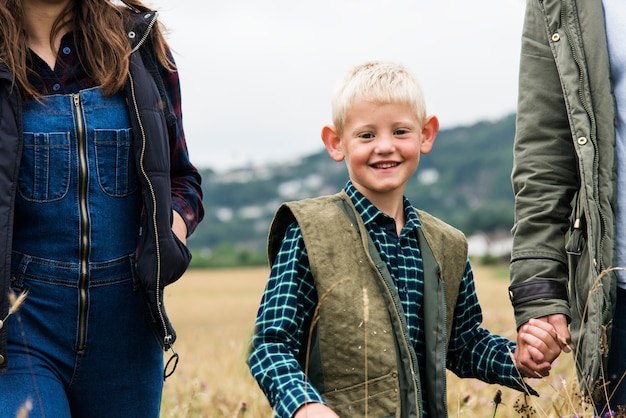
[248,61,556,417]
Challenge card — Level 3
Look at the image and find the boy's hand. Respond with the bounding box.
[294,403,339,418]
[515,315,571,378]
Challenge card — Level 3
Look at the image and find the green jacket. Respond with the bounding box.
[509,0,616,397]
[268,192,467,417]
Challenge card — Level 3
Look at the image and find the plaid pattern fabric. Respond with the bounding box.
[249,181,521,417]
[27,32,203,234]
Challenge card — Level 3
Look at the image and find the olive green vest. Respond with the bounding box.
[268,191,467,417]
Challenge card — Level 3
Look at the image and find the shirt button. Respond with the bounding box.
[52,83,61,92]
[62,47,71,55]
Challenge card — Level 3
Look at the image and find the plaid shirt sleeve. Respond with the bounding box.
[248,222,326,417]
[446,260,528,392]
[159,45,204,235]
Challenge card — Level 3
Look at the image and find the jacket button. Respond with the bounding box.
[552,33,560,42]
[0,354,4,365]
[128,31,136,39]
[577,136,588,145]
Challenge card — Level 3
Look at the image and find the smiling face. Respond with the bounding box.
[322,98,438,211]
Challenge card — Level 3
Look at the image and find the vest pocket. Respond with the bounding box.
[322,372,399,417]
[18,132,71,202]
[95,128,138,197]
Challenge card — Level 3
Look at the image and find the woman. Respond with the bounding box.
[0,0,204,416]
[509,0,624,412]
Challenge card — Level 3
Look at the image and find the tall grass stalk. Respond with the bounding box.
[155,266,626,417]
[363,287,369,417]
[570,266,626,415]
[303,277,349,405]
[1,290,28,327]
[15,399,32,418]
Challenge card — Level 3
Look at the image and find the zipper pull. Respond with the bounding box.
[163,344,179,380]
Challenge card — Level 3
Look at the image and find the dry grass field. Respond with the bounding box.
[160,265,593,418]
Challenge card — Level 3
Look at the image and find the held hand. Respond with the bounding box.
[515,314,571,378]
[519,318,561,369]
[293,403,339,418]
[546,313,571,353]
[172,210,187,245]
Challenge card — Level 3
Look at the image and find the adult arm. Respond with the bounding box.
[160,46,204,237]
[509,0,578,333]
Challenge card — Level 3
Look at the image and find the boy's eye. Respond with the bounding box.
[359,133,374,139]
[394,129,409,135]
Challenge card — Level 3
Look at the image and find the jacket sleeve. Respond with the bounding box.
[159,45,204,236]
[509,0,578,328]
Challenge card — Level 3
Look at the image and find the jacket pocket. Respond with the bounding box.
[135,224,191,293]
[135,216,191,350]
[158,231,192,288]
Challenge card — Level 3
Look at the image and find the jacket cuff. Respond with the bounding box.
[508,279,568,307]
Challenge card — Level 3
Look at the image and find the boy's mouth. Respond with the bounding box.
[372,162,399,169]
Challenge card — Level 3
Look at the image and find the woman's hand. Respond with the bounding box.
[172,210,187,245]
[515,315,571,377]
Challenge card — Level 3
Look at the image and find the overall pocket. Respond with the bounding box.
[95,128,138,197]
[18,132,71,202]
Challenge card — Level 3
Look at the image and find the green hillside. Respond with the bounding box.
[187,113,516,268]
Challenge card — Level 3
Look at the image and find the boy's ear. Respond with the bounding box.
[419,115,439,155]
[321,125,345,162]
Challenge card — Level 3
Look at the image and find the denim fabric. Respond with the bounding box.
[1,254,163,417]
[0,87,163,417]
[13,87,141,261]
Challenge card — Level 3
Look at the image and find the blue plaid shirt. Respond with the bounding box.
[249,182,521,417]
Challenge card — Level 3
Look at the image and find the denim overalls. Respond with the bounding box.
[0,87,163,417]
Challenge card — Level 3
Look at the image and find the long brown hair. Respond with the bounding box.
[0,0,173,99]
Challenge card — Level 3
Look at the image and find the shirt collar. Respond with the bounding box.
[28,32,97,95]
[343,181,422,231]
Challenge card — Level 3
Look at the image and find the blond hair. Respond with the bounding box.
[331,61,427,135]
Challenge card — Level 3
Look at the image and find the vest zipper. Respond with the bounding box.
[127,72,171,350]
[437,274,447,418]
[342,196,421,415]
[130,12,158,53]
[73,93,90,355]
[373,262,422,415]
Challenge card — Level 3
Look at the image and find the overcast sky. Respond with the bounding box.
[149,0,527,172]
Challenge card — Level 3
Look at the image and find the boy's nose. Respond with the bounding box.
[375,134,396,153]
